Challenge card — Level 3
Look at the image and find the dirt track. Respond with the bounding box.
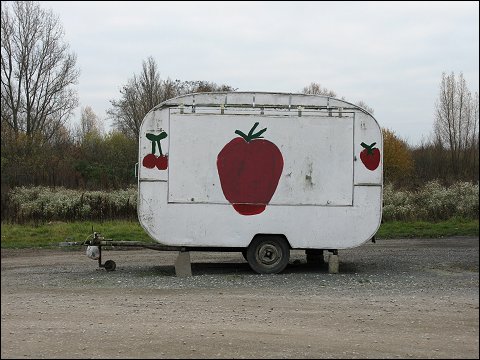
[1,237,479,359]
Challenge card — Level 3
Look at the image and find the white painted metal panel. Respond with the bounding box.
[138,181,381,249]
[137,92,383,250]
[138,110,170,181]
[167,112,354,206]
[354,112,383,185]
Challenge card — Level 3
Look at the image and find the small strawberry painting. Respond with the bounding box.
[360,142,380,171]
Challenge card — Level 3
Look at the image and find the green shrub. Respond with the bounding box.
[2,181,478,224]
[5,186,137,223]
[383,181,479,221]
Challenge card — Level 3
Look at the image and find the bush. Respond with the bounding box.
[383,181,479,221]
[2,181,478,224]
[4,186,137,224]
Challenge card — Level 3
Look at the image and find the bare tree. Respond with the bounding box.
[177,80,236,95]
[1,1,79,142]
[108,56,236,139]
[74,106,104,143]
[302,83,375,115]
[355,100,374,115]
[107,56,167,139]
[302,82,337,97]
[434,72,479,178]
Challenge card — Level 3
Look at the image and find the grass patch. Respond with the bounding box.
[0,220,155,249]
[377,218,479,239]
[1,218,478,249]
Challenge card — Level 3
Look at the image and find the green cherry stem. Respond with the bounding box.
[157,139,163,157]
[361,142,377,155]
[235,122,267,142]
[146,132,168,156]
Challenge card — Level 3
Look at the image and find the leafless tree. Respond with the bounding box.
[177,80,235,95]
[74,106,104,143]
[1,1,79,143]
[434,72,479,178]
[108,56,236,139]
[355,100,374,115]
[302,83,375,115]
[302,82,337,97]
[107,56,169,139]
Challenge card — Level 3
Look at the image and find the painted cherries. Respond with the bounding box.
[142,131,168,170]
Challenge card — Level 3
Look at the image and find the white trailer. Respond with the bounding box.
[136,92,383,274]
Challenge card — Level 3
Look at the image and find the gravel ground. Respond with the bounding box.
[1,236,479,359]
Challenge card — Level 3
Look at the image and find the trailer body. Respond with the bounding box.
[137,92,382,273]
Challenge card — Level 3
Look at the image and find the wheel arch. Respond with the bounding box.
[250,233,292,249]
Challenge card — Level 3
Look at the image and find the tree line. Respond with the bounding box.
[1,1,479,204]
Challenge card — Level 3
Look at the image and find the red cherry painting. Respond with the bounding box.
[217,122,283,216]
[156,155,168,170]
[143,131,168,170]
[360,142,380,171]
[142,153,157,169]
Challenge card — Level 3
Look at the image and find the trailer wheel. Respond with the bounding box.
[104,260,116,271]
[247,235,290,274]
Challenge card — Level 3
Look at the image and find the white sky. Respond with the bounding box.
[38,1,479,146]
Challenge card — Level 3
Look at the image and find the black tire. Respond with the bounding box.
[104,260,116,271]
[246,235,290,274]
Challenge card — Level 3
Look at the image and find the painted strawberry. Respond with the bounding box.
[142,131,168,170]
[217,122,283,216]
[360,142,380,171]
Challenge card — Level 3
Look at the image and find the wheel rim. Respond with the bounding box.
[256,242,282,267]
[104,260,116,271]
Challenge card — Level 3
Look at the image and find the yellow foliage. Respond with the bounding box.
[382,128,414,183]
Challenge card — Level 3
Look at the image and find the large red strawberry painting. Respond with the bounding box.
[360,142,380,171]
[217,122,283,216]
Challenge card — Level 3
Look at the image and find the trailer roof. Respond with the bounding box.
[150,91,375,119]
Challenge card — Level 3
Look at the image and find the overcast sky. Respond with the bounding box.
[38,1,479,146]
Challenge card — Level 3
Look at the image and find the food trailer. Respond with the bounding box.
[132,91,383,274]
